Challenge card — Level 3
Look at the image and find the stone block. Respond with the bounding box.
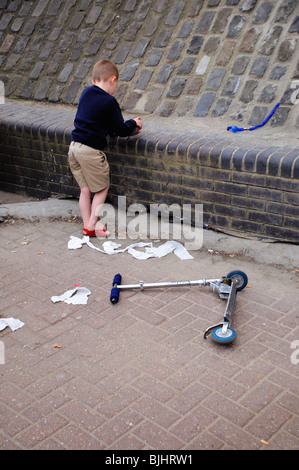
[221,76,240,96]
[13,36,29,53]
[195,11,216,34]
[30,61,45,79]
[239,26,260,52]
[232,56,250,74]
[177,97,194,116]
[125,22,142,41]
[212,98,232,116]
[85,6,102,24]
[0,34,14,53]
[216,41,236,65]
[178,57,195,74]
[69,11,85,30]
[227,15,246,37]
[135,69,153,90]
[177,20,194,38]
[34,78,52,101]
[248,106,268,126]
[212,8,233,33]
[186,77,203,95]
[207,68,226,90]
[132,38,150,58]
[269,65,287,80]
[154,29,172,47]
[259,25,283,55]
[194,92,216,116]
[253,2,274,24]
[134,0,152,21]
[63,80,81,104]
[58,63,74,83]
[87,36,104,56]
[277,39,297,61]
[120,60,139,81]
[144,87,164,113]
[289,15,299,33]
[156,64,175,84]
[203,36,220,53]
[240,80,258,103]
[167,40,185,60]
[240,0,258,12]
[114,43,131,64]
[167,77,187,97]
[257,84,277,103]
[165,1,185,26]
[145,49,163,66]
[270,106,290,127]
[250,56,269,77]
[11,17,24,32]
[74,58,93,79]
[157,100,176,117]
[124,91,142,110]
[187,35,204,54]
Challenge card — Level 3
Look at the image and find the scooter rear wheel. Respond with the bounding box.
[212,327,236,344]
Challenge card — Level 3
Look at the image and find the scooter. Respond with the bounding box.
[110,270,248,345]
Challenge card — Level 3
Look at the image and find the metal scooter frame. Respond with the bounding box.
[110,271,248,344]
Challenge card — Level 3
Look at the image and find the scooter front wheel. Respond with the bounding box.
[226,270,248,291]
[212,327,236,344]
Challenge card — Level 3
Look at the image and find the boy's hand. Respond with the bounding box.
[133,117,142,131]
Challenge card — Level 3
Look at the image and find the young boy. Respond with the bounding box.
[68,59,142,237]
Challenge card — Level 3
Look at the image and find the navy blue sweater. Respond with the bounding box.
[72,85,136,151]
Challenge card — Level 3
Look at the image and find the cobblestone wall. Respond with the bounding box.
[0,0,298,129]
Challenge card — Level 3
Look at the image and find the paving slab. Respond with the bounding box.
[0,193,298,450]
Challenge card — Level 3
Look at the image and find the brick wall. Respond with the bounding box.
[0,103,298,243]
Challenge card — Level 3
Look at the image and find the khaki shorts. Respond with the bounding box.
[68,141,110,193]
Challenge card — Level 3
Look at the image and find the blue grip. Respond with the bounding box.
[113,273,122,286]
[110,274,122,304]
[110,287,120,304]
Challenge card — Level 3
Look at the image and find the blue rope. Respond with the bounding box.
[227,103,280,133]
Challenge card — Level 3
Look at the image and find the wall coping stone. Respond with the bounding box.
[1,102,298,178]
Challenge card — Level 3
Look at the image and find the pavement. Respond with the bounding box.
[0,191,298,451]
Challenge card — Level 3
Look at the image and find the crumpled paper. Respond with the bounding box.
[0,317,25,331]
[51,287,91,305]
[68,236,193,261]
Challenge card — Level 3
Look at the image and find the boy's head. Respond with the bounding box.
[92,60,119,95]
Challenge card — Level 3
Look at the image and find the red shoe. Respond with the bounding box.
[83,227,110,237]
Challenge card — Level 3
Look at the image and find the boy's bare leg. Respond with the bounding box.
[79,187,92,229]
[87,186,109,231]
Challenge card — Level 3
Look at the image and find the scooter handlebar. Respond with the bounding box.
[110,274,122,304]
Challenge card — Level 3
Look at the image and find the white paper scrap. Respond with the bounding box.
[51,287,91,305]
[0,317,25,331]
[68,236,193,260]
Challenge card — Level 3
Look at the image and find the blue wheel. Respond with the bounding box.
[212,327,236,344]
[226,270,248,291]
